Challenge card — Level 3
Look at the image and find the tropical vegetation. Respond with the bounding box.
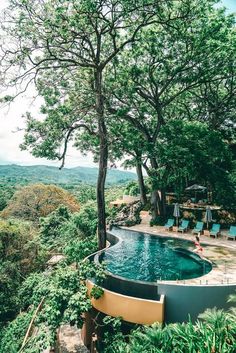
[0,0,235,352]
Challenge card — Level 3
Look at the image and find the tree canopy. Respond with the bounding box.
[1,184,80,221]
[1,0,235,231]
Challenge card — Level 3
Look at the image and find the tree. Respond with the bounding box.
[0,0,174,249]
[108,121,148,204]
[39,203,98,249]
[107,2,236,219]
[0,184,15,211]
[154,120,235,205]
[1,184,80,221]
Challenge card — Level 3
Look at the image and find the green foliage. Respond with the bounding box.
[105,186,126,206]
[39,200,98,251]
[150,216,165,227]
[1,259,106,352]
[90,285,104,300]
[18,262,104,331]
[74,184,96,204]
[0,219,46,323]
[106,2,236,217]
[0,0,236,349]
[20,324,52,353]
[64,236,97,264]
[124,181,140,196]
[99,316,126,353]
[0,184,15,211]
[0,310,33,353]
[72,201,98,238]
[153,120,236,207]
[39,205,74,249]
[102,307,236,353]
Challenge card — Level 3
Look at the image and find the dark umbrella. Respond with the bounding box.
[185,184,207,201]
[204,206,212,229]
[173,203,180,226]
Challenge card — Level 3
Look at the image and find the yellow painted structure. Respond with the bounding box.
[87,280,165,325]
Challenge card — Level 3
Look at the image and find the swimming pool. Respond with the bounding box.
[100,227,212,282]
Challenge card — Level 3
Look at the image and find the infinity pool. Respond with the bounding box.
[101,228,212,282]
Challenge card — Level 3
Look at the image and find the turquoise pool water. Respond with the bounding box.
[101,228,212,282]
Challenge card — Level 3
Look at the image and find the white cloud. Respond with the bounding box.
[0,94,97,168]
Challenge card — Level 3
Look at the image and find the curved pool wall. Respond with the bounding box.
[87,227,236,323]
[158,282,236,323]
[91,227,211,300]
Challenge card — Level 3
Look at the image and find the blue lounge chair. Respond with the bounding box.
[164,218,174,231]
[178,220,189,233]
[192,221,204,235]
[226,226,236,240]
[210,224,221,238]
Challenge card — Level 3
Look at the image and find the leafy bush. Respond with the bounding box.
[40,205,72,247]
[102,306,236,353]
[64,236,98,264]
[0,219,46,323]
[0,310,33,353]
[72,201,98,237]
[124,181,140,196]
[39,202,98,251]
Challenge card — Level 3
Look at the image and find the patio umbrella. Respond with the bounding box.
[204,206,212,229]
[185,184,207,192]
[185,184,207,201]
[173,203,180,226]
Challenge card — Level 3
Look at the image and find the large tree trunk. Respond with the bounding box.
[150,190,159,220]
[136,161,147,205]
[160,188,166,219]
[149,157,166,221]
[95,69,108,250]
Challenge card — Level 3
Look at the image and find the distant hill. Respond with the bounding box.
[0,164,137,185]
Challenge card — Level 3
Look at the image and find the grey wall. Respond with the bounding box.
[158,283,236,323]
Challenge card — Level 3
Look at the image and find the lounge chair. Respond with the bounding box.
[164,218,174,231]
[192,221,204,235]
[210,224,221,238]
[225,226,236,240]
[177,220,189,233]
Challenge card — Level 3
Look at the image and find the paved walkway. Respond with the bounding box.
[127,213,236,285]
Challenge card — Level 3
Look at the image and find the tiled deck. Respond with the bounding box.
[126,214,236,285]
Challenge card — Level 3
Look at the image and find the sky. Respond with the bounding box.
[0,0,235,168]
[223,0,236,12]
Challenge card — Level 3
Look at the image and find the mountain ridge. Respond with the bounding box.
[0,164,136,185]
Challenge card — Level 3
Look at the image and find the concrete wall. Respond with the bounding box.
[87,280,165,325]
[158,282,236,323]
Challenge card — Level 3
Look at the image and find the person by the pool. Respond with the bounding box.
[193,235,203,254]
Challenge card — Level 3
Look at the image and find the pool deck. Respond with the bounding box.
[123,213,236,285]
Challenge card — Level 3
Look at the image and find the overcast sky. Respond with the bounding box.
[0,0,235,168]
